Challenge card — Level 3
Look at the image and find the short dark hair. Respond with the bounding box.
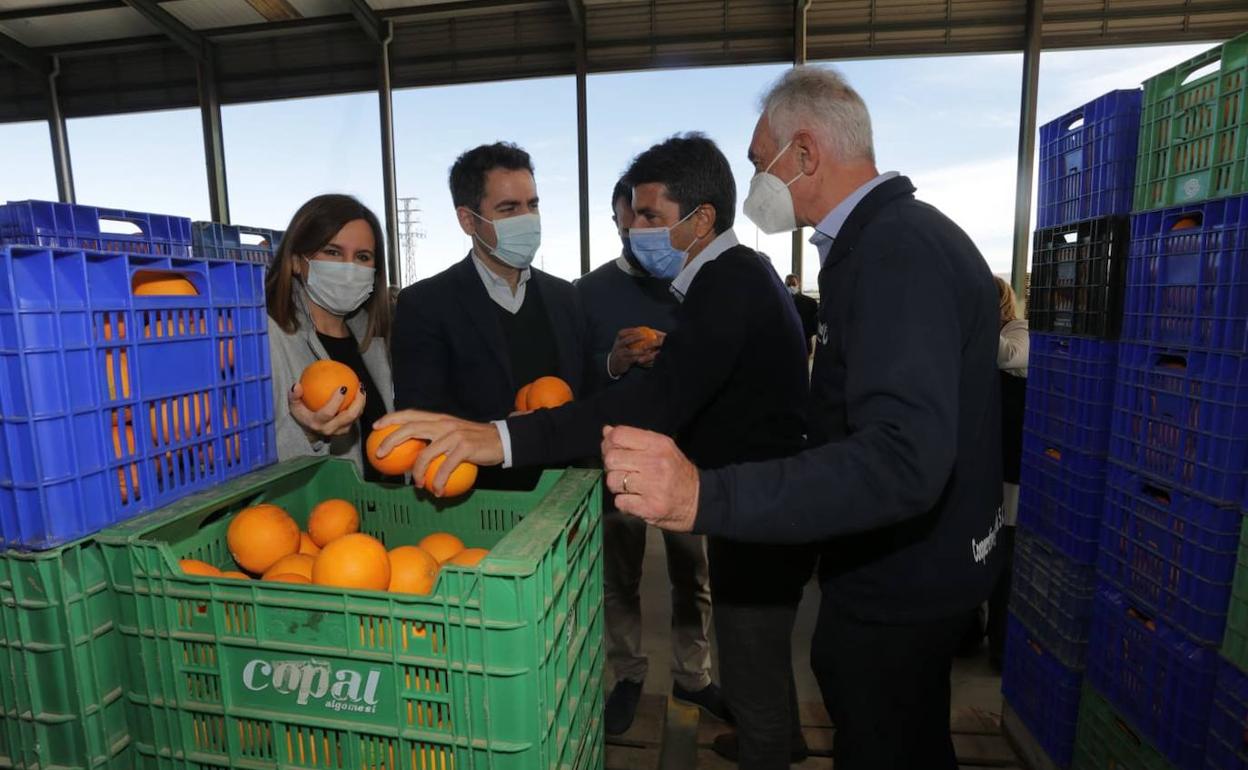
[610,177,631,212]
[785,274,799,283]
[624,133,735,234]
[449,142,534,211]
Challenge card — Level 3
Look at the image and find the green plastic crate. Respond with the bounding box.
[0,537,133,769]
[1134,32,1248,210]
[98,457,604,770]
[1072,683,1170,770]
[1222,514,1248,671]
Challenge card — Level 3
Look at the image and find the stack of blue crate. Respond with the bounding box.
[1003,88,1141,768]
[1080,33,1248,770]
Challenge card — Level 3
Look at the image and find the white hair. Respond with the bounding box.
[761,66,875,164]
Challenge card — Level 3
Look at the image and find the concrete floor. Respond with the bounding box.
[604,527,1021,769]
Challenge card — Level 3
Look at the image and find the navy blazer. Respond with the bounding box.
[391,254,588,422]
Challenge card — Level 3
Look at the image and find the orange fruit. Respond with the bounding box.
[419,532,464,564]
[1172,216,1200,231]
[299,360,359,413]
[312,533,391,590]
[262,553,316,581]
[226,504,300,574]
[628,326,660,351]
[422,455,478,498]
[221,570,251,580]
[525,376,573,410]
[366,424,426,476]
[266,573,311,584]
[448,548,488,567]
[514,383,532,412]
[132,271,198,296]
[388,546,440,595]
[180,559,221,577]
[308,499,360,546]
[112,424,139,503]
[299,532,321,556]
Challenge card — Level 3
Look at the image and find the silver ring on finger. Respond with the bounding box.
[622,472,631,494]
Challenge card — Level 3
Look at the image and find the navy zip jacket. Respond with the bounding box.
[694,176,1004,623]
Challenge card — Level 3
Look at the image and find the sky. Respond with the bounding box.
[0,42,1215,289]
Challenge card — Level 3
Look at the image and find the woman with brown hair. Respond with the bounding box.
[266,194,395,480]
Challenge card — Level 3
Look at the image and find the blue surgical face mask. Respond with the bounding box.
[627,208,703,280]
[470,210,541,269]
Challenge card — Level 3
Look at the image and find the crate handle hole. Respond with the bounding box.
[1180,58,1222,86]
[1043,447,1061,462]
[1154,353,1187,371]
[1168,213,1202,231]
[99,217,145,236]
[1060,232,1078,244]
[1126,606,1156,631]
[1063,114,1084,131]
[1141,482,1172,506]
[240,233,269,246]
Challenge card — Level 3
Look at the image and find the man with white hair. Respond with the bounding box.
[599,66,1004,768]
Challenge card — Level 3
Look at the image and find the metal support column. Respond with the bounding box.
[1010,0,1043,300]
[791,0,812,284]
[198,57,229,223]
[378,21,400,286]
[47,57,75,204]
[570,0,590,275]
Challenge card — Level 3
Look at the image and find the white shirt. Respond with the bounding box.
[808,171,900,265]
[471,251,531,314]
[670,228,740,301]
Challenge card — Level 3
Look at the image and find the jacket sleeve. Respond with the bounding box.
[267,319,329,461]
[694,233,963,544]
[508,264,750,466]
[390,285,454,412]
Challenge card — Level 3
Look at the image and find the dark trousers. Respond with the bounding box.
[709,537,814,770]
[812,594,966,770]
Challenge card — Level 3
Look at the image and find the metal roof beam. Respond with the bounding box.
[0,1,120,21]
[119,0,209,61]
[0,29,50,76]
[566,0,584,29]
[344,0,385,44]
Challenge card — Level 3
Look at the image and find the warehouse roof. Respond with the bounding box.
[0,0,1244,124]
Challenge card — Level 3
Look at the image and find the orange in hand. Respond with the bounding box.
[299,360,360,413]
[516,376,573,411]
[628,326,660,351]
[367,424,427,476]
[422,455,478,498]
[307,499,360,546]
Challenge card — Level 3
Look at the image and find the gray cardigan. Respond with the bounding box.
[268,285,395,474]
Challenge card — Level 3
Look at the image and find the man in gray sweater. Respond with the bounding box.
[575,178,727,735]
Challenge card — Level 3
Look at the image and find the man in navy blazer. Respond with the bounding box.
[391,142,586,486]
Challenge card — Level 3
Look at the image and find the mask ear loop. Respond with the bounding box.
[764,139,804,187]
[467,209,502,255]
[673,205,708,254]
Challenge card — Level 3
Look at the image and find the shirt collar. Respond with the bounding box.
[808,171,900,265]
[471,250,530,291]
[670,228,739,301]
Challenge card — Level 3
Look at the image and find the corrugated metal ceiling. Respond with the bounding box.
[0,0,1244,123]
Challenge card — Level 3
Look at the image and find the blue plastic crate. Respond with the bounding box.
[0,245,276,550]
[1097,463,1241,645]
[192,221,283,266]
[1038,89,1143,229]
[1109,342,1248,505]
[1018,430,1109,565]
[1088,583,1216,770]
[1207,658,1248,769]
[1123,196,1248,354]
[0,200,192,257]
[1024,333,1119,454]
[1010,527,1097,670]
[1002,613,1084,767]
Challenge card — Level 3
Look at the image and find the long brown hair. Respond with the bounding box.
[995,275,1018,325]
[265,194,391,351]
